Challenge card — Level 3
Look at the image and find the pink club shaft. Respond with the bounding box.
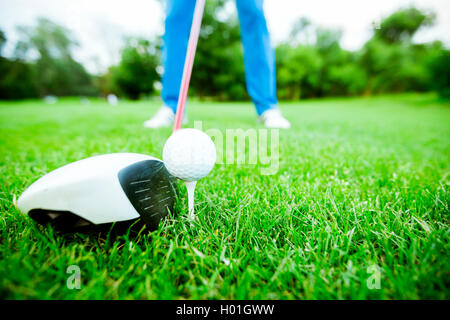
[173,0,206,132]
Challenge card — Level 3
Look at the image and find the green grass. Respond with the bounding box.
[0,94,449,299]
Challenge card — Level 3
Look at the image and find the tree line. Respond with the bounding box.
[0,2,449,101]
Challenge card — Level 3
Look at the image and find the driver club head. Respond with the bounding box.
[17,153,177,233]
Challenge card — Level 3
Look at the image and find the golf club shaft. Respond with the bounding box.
[173,0,206,131]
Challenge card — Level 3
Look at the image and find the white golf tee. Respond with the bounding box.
[185,180,197,220]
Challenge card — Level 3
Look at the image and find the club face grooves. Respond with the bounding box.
[118,160,177,231]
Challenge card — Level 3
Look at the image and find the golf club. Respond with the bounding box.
[173,0,206,132]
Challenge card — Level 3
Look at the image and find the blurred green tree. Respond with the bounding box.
[360,7,437,94]
[277,25,367,99]
[315,28,367,96]
[374,7,435,44]
[0,29,39,99]
[1,6,448,101]
[108,38,160,100]
[14,18,96,97]
[276,44,322,99]
[0,30,6,55]
[289,17,314,46]
[427,48,450,98]
[190,0,247,100]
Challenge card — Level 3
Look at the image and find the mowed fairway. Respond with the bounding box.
[0,94,449,299]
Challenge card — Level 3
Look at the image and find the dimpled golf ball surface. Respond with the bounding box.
[163,128,216,181]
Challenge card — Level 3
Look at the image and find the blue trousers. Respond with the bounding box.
[161,0,277,115]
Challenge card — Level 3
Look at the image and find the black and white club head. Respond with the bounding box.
[17,153,177,232]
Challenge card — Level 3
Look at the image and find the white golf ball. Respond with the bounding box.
[163,128,216,181]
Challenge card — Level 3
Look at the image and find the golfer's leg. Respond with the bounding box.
[235,0,277,115]
[161,0,196,113]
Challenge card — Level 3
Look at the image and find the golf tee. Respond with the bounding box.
[185,180,197,220]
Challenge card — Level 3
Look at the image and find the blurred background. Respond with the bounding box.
[0,0,449,101]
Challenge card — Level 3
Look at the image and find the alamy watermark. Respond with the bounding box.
[366,264,381,290]
[66,265,81,290]
[194,121,279,175]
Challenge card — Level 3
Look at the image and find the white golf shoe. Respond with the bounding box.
[143,106,187,128]
[259,108,291,129]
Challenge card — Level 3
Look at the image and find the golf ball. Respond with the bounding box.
[163,128,216,181]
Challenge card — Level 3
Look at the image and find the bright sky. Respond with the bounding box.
[1,0,449,74]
